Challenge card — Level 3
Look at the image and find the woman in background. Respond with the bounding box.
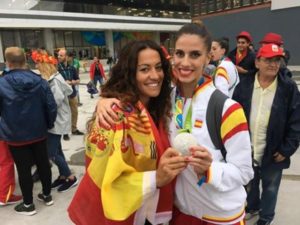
[210,37,239,97]
[33,51,78,194]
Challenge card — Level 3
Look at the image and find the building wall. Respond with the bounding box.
[272,0,300,10]
[201,6,300,65]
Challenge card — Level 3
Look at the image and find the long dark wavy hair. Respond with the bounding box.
[99,40,172,130]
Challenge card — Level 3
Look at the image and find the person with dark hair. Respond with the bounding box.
[0,47,57,215]
[97,22,253,225]
[233,44,300,225]
[249,43,256,53]
[68,40,189,225]
[228,31,257,78]
[89,56,106,98]
[67,51,82,106]
[57,49,84,140]
[211,37,239,97]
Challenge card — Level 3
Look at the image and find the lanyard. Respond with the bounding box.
[58,63,71,80]
[175,77,205,133]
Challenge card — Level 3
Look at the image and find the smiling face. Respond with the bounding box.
[173,34,210,89]
[136,48,164,106]
[237,37,250,52]
[211,41,226,62]
[58,49,66,63]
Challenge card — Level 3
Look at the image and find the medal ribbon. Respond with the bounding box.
[175,77,205,133]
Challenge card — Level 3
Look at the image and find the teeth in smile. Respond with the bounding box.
[147,83,159,87]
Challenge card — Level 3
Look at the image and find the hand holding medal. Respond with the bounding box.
[173,132,198,156]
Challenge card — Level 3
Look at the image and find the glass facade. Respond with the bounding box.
[1,29,43,51]
[0,1,190,64]
[191,0,271,17]
[30,0,191,19]
[53,30,104,60]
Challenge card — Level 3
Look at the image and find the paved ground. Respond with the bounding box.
[0,72,299,225]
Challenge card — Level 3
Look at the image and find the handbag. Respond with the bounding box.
[86,81,98,94]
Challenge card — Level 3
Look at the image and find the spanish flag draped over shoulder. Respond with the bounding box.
[68,102,173,225]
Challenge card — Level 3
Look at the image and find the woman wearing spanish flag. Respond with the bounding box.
[96,22,253,225]
[68,40,193,225]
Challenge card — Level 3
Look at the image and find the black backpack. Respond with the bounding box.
[206,89,228,161]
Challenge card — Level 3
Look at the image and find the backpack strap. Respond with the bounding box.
[206,89,228,161]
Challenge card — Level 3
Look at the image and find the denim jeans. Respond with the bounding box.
[47,133,71,178]
[246,165,283,222]
[93,75,103,87]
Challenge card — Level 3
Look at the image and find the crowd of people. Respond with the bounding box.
[0,21,299,225]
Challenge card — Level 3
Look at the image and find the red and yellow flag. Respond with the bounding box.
[68,102,173,225]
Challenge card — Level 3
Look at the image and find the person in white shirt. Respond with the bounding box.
[211,37,239,97]
[233,44,300,225]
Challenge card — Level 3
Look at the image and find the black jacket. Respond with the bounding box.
[228,48,257,77]
[232,72,300,169]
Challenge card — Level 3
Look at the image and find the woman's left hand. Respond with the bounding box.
[186,146,212,178]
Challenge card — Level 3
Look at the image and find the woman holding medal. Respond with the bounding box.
[96,22,253,225]
[68,40,189,225]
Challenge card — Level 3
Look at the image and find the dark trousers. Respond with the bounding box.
[93,74,103,87]
[9,139,52,205]
[246,165,283,222]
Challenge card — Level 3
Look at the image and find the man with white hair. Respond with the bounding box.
[233,44,300,225]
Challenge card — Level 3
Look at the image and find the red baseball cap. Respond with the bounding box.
[256,44,284,59]
[236,31,252,43]
[259,32,283,46]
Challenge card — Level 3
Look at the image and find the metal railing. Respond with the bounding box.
[191,0,271,17]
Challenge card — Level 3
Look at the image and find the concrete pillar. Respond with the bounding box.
[43,29,55,55]
[0,33,4,63]
[153,31,160,45]
[14,30,21,47]
[105,30,114,58]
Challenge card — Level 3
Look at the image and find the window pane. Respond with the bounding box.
[54,31,65,48]
[1,31,16,49]
[73,31,82,47]
[64,31,73,47]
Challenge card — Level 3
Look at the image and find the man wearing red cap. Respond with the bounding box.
[233,44,300,225]
[260,32,291,77]
[228,31,257,78]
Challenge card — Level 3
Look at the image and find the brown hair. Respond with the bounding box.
[5,47,26,69]
[87,40,172,133]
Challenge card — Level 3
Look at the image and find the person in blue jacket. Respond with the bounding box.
[233,44,300,225]
[0,47,57,216]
